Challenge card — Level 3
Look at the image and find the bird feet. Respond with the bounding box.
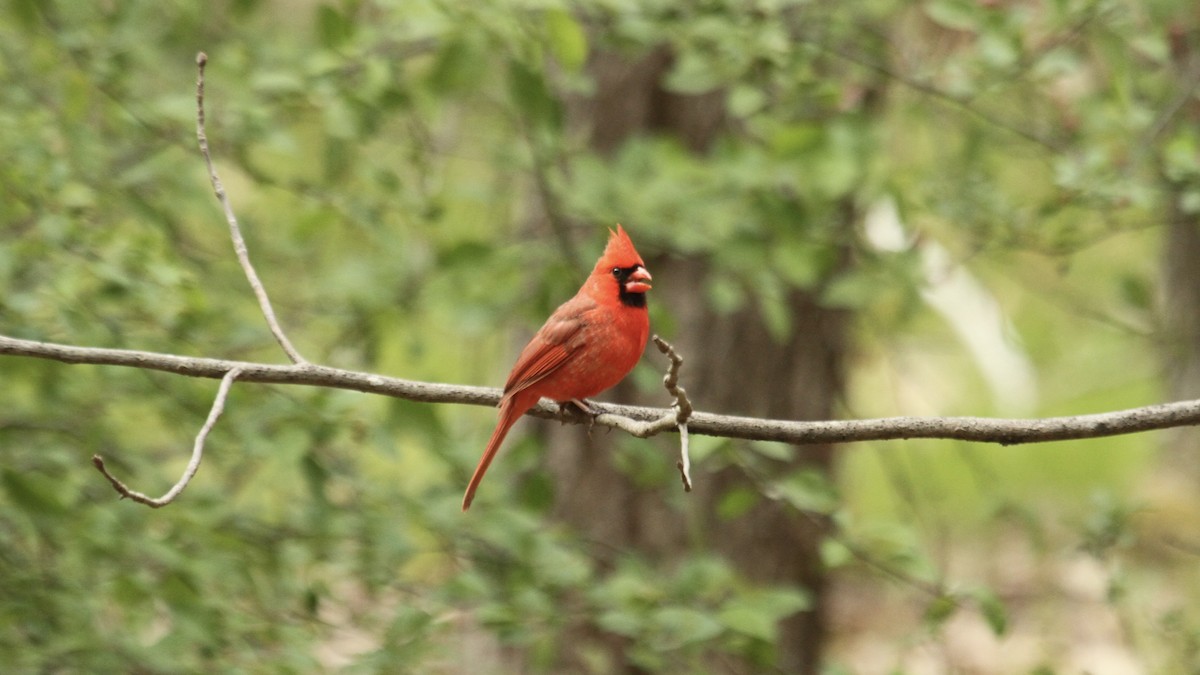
[558,399,598,434]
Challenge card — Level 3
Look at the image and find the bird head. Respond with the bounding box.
[594,224,652,307]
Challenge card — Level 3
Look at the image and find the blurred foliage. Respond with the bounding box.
[1,0,1199,672]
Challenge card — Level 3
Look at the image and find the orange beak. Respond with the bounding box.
[624,266,652,293]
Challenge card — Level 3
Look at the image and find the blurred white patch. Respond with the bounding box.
[865,197,1039,415]
[864,197,912,252]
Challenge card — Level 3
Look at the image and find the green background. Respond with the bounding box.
[2,0,1197,672]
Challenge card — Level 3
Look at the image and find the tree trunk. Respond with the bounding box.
[1157,39,1200,479]
[543,46,852,674]
[1161,196,1200,473]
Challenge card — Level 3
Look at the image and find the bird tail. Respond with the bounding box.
[462,395,527,511]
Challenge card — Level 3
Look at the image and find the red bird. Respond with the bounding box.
[462,225,652,511]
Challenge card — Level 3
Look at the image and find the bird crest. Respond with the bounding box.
[599,224,645,269]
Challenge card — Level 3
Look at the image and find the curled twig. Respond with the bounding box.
[653,335,693,491]
[654,335,693,424]
[592,335,694,491]
[92,367,243,507]
[593,336,693,436]
[195,52,307,365]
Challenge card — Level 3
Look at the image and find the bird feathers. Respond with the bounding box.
[462,226,651,511]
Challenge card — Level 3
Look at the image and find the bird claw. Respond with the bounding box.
[558,399,599,434]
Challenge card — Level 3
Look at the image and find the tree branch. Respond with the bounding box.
[91,367,242,507]
[5,332,1200,447]
[195,52,307,364]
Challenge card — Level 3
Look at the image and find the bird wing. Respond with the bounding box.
[503,297,593,397]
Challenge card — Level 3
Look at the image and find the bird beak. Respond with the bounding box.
[624,266,652,293]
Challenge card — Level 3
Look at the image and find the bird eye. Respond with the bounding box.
[611,267,621,277]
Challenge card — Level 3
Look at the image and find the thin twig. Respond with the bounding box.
[91,367,243,507]
[522,121,582,269]
[653,335,693,422]
[194,52,307,364]
[651,335,694,491]
[6,333,1200,447]
[592,335,696,444]
[803,40,1065,153]
[1139,50,1200,151]
[677,423,691,492]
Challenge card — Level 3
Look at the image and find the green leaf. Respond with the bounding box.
[1163,132,1200,181]
[923,0,979,31]
[428,39,483,93]
[770,238,823,288]
[544,8,588,72]
[2,468,69,516]
[1117,273,1152,311]
[1130,33,1169,64]
[757,276,792,342]
[729,84,766,117]
[750,440,792,461]
[651,606,725,648]
[719,603,776,642]
[706,276,746,314]
[974,588,1008,636]
[924,593,959,629]
[978,31,1018,68]
[6,0,40,29]
[251,70,306,96]
[301,450,330,506]
[819,538,853,569]
[717,486,760,520]
[771,469,840,514]
[719,588,811,641]
[322,96,358,140]
[1181,190,1200,215]
[820,268,879,309]
[533,541,591,588]
[664,50,723,94]
[315,4,354,49]
[769,122,823,158]
[597,608,643,637]
[508,59,563,130]
[813,121,864,198]
[674,556,736,594]
[760,587,812,616]
[58,181,96,210]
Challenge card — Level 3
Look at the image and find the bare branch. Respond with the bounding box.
[592,406,680,438]
[194,52,307,365]
[91,367,243,507]
[6,333,1200,448]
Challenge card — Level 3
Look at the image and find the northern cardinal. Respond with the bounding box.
[462,225,652,511]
